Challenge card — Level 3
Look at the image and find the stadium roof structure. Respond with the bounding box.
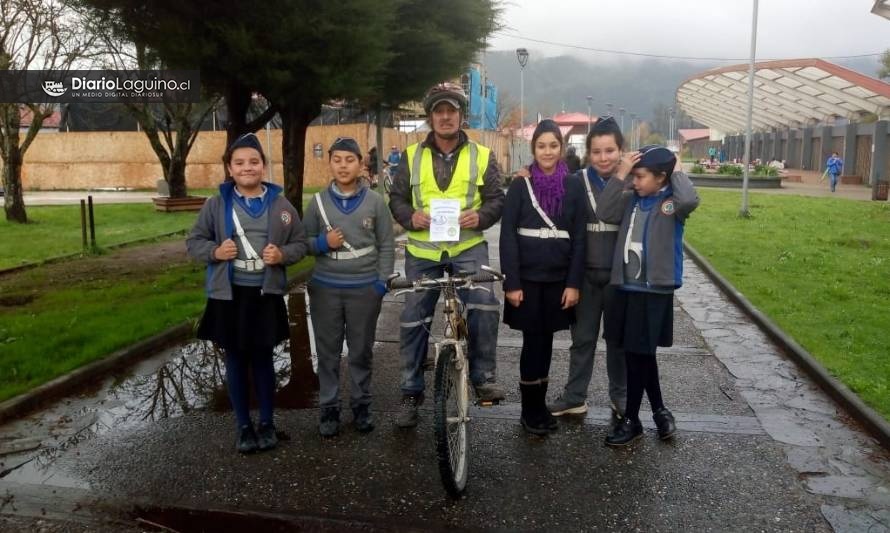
[676,59,890,134]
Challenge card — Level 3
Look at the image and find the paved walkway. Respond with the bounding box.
[1,229,889,531]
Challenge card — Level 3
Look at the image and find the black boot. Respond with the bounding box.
[605,417,643,447]
[653,407,676,440]
[519,383,549,436]
[540,380,558,431]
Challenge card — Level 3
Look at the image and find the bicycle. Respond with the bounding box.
[382,164,395,194]
[388,264,504,498]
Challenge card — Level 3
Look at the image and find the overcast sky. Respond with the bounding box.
[488,0,890,65]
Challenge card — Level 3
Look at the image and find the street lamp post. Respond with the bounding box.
[606,102,614,117]
[668,107,675,147]
[586,95,593,134]
[516,48,529,133]
[619,107,625,133]
[630,113,637,150]
[740,0,759,218]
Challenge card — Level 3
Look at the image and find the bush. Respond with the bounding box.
[691,164,705,174]
[717,164,743,176]
[754,164,779,177]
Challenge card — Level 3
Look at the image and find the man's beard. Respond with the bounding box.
[435,129,459,140]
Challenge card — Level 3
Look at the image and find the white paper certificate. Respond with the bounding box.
[428,199,461,242]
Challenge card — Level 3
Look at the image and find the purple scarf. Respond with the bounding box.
[529,159,568,219]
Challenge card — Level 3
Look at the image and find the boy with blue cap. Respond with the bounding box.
[303,136,395,437]
[603,145,699,446]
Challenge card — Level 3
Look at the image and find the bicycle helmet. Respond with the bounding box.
[422,82,468,115]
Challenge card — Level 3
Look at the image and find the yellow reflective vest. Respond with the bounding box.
[405,141,490,261]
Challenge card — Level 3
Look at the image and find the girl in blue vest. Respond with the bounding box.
[500,119,587,435]
[825,152,844,193]
[187,133,308,454]
[603,145,699,446]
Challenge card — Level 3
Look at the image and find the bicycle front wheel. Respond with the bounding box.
[433,344,469,498]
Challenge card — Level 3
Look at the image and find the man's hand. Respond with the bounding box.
[458,209,480,229]
[262,244,283,265]
[506,289,523,308]
[615,151,641,179]
[411,209,431,230]
[326,228,345,249]
[561,287,580,309]
[213,239,238,261]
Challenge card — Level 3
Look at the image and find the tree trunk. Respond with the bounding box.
[3,143,27,223]
[279,101,321,217]
[167,153,189,198]
[376,103,385,178]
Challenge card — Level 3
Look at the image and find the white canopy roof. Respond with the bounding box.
[676,59,890,134]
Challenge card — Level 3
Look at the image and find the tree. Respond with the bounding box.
[87,15,218,198]
[879,49,890,80]
[0,0,96,222]
[363,0,501,180]
[494,88,520,130]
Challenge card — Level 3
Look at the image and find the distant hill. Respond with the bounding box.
[480,49,885,125]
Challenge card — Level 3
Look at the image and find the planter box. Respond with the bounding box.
[152,196,207,212]
[688,173,782,189]
[841,175,862,185]
[782,174,802,183]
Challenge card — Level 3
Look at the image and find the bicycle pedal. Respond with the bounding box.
[476,399,500,407]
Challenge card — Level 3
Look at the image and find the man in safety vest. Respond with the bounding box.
[388,82,506,428]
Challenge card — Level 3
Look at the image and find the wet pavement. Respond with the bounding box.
[1,227,889,531]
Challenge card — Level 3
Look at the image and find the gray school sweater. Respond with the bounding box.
[575,168,626,270]
[304,183,395,287]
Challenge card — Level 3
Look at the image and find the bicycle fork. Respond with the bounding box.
[436,341,471,424]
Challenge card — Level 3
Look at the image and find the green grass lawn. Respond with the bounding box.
[0,253,314,403]
[0,204,196,269]
[2,189,325,270]
[686,189,890,419]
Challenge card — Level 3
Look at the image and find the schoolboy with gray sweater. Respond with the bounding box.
[303,169,395,435]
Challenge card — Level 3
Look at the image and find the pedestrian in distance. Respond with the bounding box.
[388,81,506,429]
[548,117,638,429]
[824,151,844,193]
[603,145,699,446]
[499,119,587,436]
[564,145,582,173]
[187,133,308,454]
[303,137,395,438]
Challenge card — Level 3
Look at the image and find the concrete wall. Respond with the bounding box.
[7,126,516,191]
[722,121,890,185]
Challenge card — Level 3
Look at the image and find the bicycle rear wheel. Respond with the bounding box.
[433,344,469,498]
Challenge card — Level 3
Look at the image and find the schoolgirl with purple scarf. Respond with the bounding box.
[499,119,587,436]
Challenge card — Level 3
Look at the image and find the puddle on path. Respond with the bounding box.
[0,289,319,488]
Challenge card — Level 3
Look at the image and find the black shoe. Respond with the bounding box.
[236,424,259,454]
[319,407,340,438]
[521,415,551,436]
[605,418,643,447]
[519,383,550,436]
[395,394,423,428]
[653,407,677,440]
[352,404,375,433]
[610,406,624,429]
[256,422,278,451]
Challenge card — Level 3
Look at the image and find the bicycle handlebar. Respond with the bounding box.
[388,269,504,291]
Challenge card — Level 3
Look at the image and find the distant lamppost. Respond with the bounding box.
[619,107,626,133]
[668,107,676,147]
[630,112,637,150]
[516,48,529,132]
[586,95,593,134]
[606,102,614,117]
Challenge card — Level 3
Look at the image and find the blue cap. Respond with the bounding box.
[228,133,265,157]
[634,145,676,179]
[592,116,621,135]
[328,136,363,159]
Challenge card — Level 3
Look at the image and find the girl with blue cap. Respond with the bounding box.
[603,145,699,446]
[187,133,308,454]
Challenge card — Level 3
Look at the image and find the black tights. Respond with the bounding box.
[519,331,554,382]
[624,351,665,422]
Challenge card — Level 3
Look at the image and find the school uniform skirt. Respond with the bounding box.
[197,284,290,350]
[604,289,673,355]
[503,279,574,333]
